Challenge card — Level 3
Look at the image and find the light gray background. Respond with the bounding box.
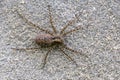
[0,0,120,80]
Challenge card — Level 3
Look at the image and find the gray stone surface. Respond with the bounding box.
[0,0,120,80]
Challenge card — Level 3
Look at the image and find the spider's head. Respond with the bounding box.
[52,35,64,44]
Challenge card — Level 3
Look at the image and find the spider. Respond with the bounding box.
[13,5,87,68]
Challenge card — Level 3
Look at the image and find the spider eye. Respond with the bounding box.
[52,37,56,39]
[52,37,60,40]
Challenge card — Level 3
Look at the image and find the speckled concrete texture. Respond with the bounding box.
[0,0,120,80]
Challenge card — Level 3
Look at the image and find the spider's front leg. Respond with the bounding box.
[63,44,88,58]
[62,25,82,36]
[59,48,78,67]
[60,16,77,35]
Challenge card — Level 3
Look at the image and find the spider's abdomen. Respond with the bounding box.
[35,34,53,47]
[35,34,63,47]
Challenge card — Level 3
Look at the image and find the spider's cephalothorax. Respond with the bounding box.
[13,5,87,68]
[35,34,64,47]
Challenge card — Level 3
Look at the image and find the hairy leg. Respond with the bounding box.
[47,5,57,33]
[62,26,82,36]
[60,16,77,35]
[41,47,53,68]
[60,48,78,66]
[16,10,53,35]
[63,45,88,58]
[12,47,40,50]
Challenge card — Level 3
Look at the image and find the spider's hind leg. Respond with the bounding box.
[15,10,53,35]
[12,47,40,50]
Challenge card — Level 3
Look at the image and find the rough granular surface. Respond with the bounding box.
[0,0,120,80]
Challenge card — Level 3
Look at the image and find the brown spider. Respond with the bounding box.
[13,5,87,68]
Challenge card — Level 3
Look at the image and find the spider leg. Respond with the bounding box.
[60,17,76,35]
[62,26,82,36]
[41,47,53,68]
[16,10,53,35]
[47,5,57,33]
[11,47,40,50]
[63,44,88,58]
[60,48,78,66]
